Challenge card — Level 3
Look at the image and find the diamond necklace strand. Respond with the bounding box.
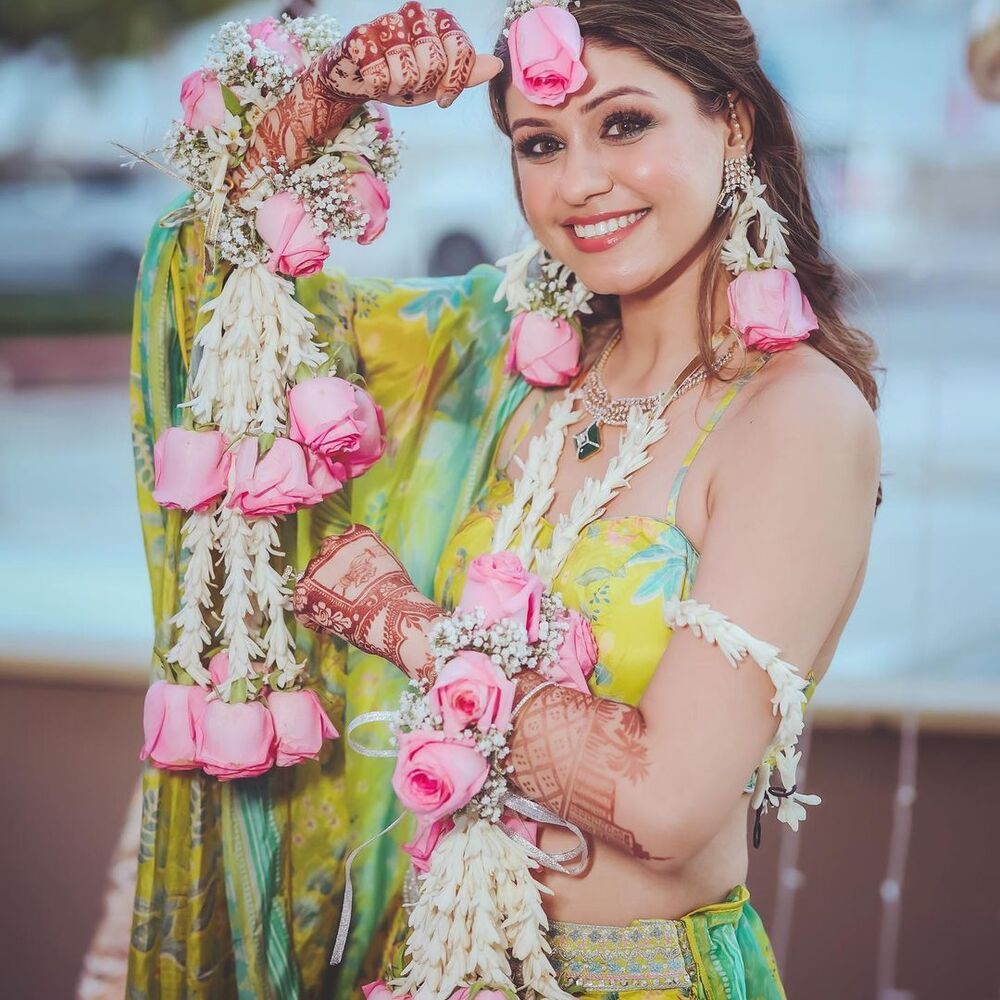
[574,328,737,461]
[493,332,737,584]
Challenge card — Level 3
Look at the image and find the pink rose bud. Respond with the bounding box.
[348,172,391,245]
[207,651,268,692]
[256,192,330,277]
[457,550,545,641]
[727,268,818,352]
[196,699,276,780]
[549,609,598,693]
[427,651,516,738]
[362,982,411,1000]
[139,680,208,771]
[391,729,489,823]
[288,377,386,478]
[370,101,393,141]
[500,807,540,851]
[267,689,340,767]
[401,815,454,873]
[152,427,231,512]
[247,17,305,72]
[179,70,227,131]
[508,5,588,107]
[227,437,326,517]
[504,311,582,388]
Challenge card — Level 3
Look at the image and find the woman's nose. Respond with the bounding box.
[555,142,614,207]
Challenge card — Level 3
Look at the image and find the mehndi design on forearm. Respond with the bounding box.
[292,523,444,684]
[507,669,674,862]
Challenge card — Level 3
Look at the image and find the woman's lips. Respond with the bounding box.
[563,209,651,254]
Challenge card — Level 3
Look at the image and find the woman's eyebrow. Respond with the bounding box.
[510,85,656,132]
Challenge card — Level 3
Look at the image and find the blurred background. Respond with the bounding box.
[1,0,998,997]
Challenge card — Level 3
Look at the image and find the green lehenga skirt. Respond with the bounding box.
[376,883,786,1000]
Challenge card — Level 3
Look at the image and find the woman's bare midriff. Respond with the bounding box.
[493,345,866,926]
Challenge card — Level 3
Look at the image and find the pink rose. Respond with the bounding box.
[499,807,540,850]
[196,699,276,780]
[179,70,226,131]
[348,172,391,245]
[508,5,588,107]
[256,192,330,277]
[457,551,544,642]
[227,436,326,517]
[369,101,393,141]
[208,651,268,693]
[362,982,411,1000]
[504,311,582,388]
[152,427,231,512]
[727,268,818,352]
[391,729,489,823]
[401,815,454,873]
[427,651,516,738]
[247,17,305,72]
[549,610,598,693]
[304,448,346,498]
[288,377,386,478]
[139,680,207,771]
[267,689,340,766]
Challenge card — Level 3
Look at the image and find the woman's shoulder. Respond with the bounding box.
[716,344,881,493]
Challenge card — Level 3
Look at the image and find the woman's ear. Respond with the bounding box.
[726,89,756,158]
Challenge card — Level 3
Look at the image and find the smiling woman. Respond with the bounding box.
[127,2,882,998]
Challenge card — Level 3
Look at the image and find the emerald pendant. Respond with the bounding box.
[574,420,603,461]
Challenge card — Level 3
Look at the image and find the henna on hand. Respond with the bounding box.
[292,523,445,684]
[507,669,675,863]
[232,3,475,197]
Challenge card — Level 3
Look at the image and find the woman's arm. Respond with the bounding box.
[505,369,882,869]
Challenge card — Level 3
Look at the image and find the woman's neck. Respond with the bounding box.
[605,242,730,397]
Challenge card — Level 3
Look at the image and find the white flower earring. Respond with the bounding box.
[493,240,594,387]
[718,92,819,353]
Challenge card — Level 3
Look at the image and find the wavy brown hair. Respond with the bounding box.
[488,0,884,446]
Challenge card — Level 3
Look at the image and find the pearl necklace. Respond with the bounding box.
[492,334,735,585]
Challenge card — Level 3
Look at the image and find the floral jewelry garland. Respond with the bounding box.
[493,240,593,388]
[135,15,402,781]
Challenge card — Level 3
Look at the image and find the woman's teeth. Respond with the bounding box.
[572,209,648,239]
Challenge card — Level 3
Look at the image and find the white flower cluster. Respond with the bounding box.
[494,240,594,323]
[162,122,215,191]
[426,594,570,684]
[282,14,343,58]
[214,210,266,268]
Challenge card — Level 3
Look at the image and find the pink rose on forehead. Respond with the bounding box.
[391,729,489,823]
[457,551,545,641]
[256,192,330,278]
[504,311,582,388]
[508,5,588,107]
[727,268,819,352]
[549,609,598,693]
[179,70,226,131]
[247,17,305,72]
[401,814,454,873]
[153,427,231,512]
[427,650,516,738]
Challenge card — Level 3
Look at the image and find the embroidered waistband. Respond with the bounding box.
[518,915,697,992]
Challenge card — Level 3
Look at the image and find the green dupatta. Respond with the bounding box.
[127,200,531,999]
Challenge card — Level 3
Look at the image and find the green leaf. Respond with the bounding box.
[229,677,248,704]
[258,432,275,455]
[220,84,245,118]
[575,566,612,587]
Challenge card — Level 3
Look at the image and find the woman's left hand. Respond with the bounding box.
[292,523,445,683]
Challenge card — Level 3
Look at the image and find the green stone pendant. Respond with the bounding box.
[574,420,603,460]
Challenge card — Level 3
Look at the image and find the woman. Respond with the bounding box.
[129,2,881,997]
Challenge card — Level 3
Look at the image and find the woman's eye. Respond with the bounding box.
[604,111,653,140]
[517,135,562,158]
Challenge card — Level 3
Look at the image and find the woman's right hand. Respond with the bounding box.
[233,3,502,195]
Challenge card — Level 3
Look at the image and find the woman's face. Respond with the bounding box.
[506,42,729,296]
